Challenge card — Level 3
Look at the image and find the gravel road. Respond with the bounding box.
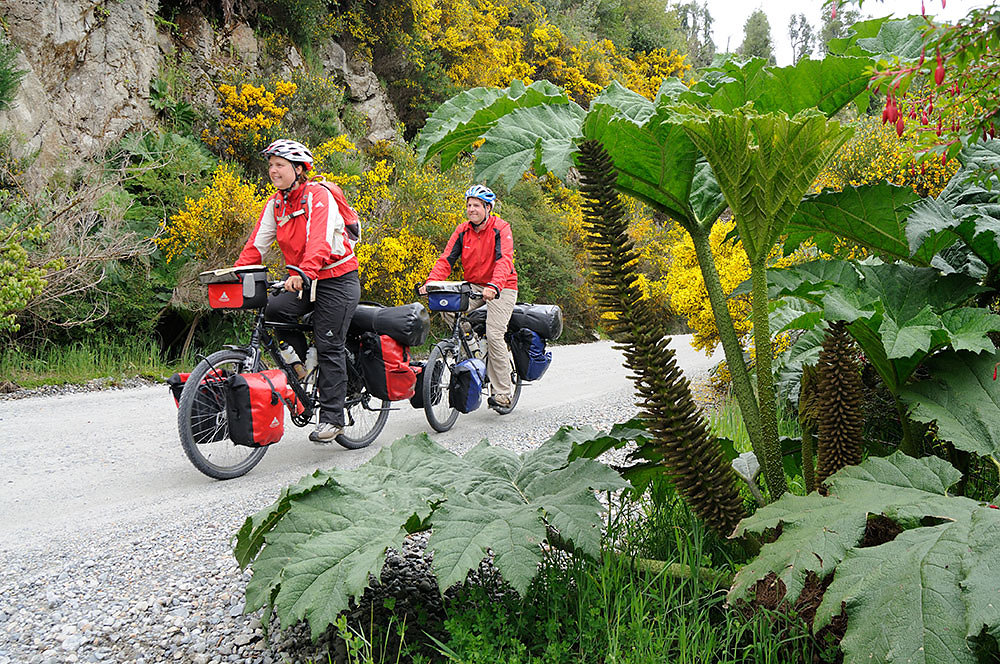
[0,337,719,664]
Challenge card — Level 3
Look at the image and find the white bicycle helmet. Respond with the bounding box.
[261,139,314,171]
[465,184,497,208]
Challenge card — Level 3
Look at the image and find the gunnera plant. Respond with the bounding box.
[576,138,744,535]
[816,321,864,484]
[798,363,821,493]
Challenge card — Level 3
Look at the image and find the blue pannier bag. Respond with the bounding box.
[509,328,552,381]
[449,358,486,413]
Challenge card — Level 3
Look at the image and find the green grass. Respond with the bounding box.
[0,337,189,389]
[345,482,823,664]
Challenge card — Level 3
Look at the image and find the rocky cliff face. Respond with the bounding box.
[0,2,398,186]
[0,0,159,181]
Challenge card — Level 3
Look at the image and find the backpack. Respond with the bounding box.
[225,370,295,447]
[449,358,486,413]
[509,328,552,381]
[359,331,417,401]
[167,371,230,444]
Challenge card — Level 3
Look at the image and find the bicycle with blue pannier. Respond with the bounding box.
[416,280,562,432]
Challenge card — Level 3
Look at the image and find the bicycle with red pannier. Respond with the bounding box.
[168,264,429,480]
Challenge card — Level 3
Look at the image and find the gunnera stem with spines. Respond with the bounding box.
[576,139,744,535]
[816,321,864,484]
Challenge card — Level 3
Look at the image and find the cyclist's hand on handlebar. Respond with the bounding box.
[483,287,497,301]
[285,275,304,292]
[416,284,427,296]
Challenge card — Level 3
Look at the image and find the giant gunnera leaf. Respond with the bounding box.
[234,433,626,640]
[730,453,1000,664]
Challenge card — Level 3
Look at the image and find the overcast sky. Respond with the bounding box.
[702,0,989,66]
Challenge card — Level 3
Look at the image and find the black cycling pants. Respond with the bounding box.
[265,270,360,426]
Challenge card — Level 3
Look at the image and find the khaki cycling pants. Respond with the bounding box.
[446,285,517,397]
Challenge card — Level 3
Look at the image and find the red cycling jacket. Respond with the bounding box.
[236,181,359,280]
[425,215,518,293]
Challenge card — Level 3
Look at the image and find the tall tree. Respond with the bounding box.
[675,1,716,68]
[788,13,815,62]
[739,9,775,64]
[819,6,861,53]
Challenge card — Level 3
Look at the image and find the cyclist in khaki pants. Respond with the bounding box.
[418,185,518,410]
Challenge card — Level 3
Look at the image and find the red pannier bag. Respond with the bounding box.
[359,331,416,401]
[225,369,298,447]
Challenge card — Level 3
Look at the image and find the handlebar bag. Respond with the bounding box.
[225,370,288,447]
[360,332,417,401]
[508,328,552,381]
[449,358,486,413]
[427,290,470,312]
[166,371,231,444]
[350,302,431,347]
[409,361,425,409]
[199,266,269,310]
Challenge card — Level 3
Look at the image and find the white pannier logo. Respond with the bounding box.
[219,292,230,302]
[270,417,280,428]
[438,297,448,307]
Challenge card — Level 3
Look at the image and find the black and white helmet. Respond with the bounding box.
[261,139,314,170]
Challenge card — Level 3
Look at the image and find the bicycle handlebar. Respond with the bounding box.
[269,265,313,296]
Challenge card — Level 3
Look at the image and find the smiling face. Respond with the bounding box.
[466,197,490,226]
[268,155,302,191]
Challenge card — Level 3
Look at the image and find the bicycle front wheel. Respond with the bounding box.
[337,389,389,450]
[177,349,268,480]
[423,342,460,432]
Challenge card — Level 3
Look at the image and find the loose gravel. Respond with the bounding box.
[0,347,722,664]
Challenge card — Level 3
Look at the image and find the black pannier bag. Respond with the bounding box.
[409,361,425,408]
[449,358,486,413]
[359,331,417,401]
[349,302,430,347]
[167,371,230,444]
[508,328,552,381]
[467,303,563,340]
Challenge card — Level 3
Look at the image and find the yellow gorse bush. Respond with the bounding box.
[666,217,753,354]
[157,164,269,266]
[359,0,691,104]
[813,114,959,198]
[202,80,297,163]
[356,226,438,306]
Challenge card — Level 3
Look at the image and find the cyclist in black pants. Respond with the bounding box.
[235,139,361,444]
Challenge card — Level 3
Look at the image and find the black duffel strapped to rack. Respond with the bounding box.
[467,303,563,341]
[349,302,430,347]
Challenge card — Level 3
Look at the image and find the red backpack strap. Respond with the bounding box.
[313,180,360,242]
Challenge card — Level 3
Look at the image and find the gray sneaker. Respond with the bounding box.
[310,422,343,445]
[487,394,512,410]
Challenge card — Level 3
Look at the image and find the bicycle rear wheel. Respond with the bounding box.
[423,342,460,432]
[337,390,389,450]
[177,349,268,480]
[488,344,522,415]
